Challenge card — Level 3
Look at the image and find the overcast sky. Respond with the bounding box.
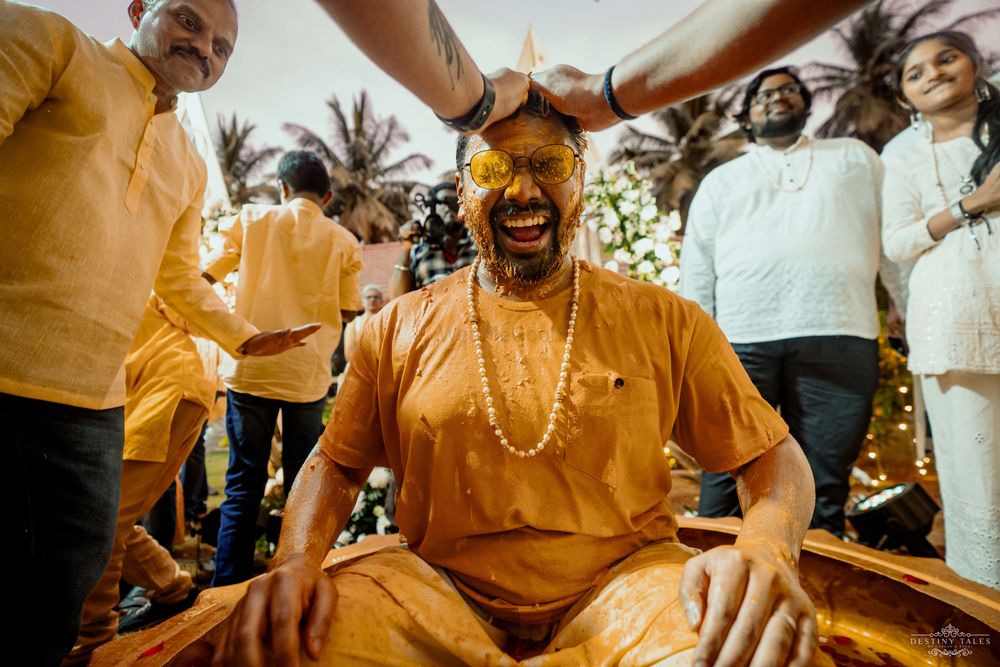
[29,0,1000,186]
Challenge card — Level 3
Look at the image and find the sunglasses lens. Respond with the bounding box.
[532,145,575,184]
[470,150,513,189]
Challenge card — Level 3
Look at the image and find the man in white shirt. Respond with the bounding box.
[203,150,363,585]
[680,67,882,537]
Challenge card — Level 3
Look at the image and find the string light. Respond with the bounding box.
[868,451,878,459]
[899,386,908,394]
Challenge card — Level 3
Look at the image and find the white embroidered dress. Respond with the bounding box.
[882,129,1000,590]
[882,133,1000,373]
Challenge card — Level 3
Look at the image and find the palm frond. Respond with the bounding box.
[942,8,1000,32]
[282,122,341,168]
[895,0,952,38]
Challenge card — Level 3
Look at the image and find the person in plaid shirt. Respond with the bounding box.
[389,182,478,298]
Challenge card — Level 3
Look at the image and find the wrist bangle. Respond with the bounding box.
[949,201,967,226]
[393,264,411,273]
[603,66,637,121]
[436,73,495,133]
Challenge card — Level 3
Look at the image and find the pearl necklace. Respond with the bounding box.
[753,135,813,193]
[466,256,580,458]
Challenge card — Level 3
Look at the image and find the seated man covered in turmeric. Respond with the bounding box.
[213,93,820,667]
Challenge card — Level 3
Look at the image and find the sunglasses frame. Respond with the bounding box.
[463,144,580,190]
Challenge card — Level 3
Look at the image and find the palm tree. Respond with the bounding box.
[283,91,432,243]
[214,113,281,206]
[806,0,999,152]
[610,90,745,234]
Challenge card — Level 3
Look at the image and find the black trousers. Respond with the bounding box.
[698,336,879,536]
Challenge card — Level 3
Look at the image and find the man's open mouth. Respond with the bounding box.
[500,215,550,244]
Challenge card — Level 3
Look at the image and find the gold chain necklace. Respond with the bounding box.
[465,256,580,458]
[929,137,977,204]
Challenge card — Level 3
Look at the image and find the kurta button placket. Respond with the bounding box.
[124,97,156,213]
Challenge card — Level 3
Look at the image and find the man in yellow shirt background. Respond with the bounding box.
[204,150,363,586]
[0,2,318,663]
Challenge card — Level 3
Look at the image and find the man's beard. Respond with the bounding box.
[467,200,578,285]
[754,111,808,139]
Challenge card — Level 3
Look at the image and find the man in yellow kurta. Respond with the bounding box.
[65,296,218,664]
[0,2,315,663]
[203,150,363,586]
[214,94,822,667]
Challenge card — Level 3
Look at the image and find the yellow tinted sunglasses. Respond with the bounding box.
[464,144,579,190]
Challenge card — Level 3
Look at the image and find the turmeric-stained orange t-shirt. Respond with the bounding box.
[321,262,787,609]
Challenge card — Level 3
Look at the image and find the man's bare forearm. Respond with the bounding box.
[734,434,814,565]
[388,245,415,300]
[313,0,482,118]
[614,0,868,116]
[272,447,371,569]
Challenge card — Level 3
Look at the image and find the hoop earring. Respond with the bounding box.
[975,80,992,103]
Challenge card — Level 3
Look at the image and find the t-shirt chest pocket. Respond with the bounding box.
[561,372,661,489]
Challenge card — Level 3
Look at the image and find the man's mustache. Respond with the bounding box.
[172,45,209,78]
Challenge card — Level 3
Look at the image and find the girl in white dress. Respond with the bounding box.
[881,31,1000,590]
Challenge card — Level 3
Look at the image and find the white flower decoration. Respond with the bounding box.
[633,237,655,257]
[367,467,392,490]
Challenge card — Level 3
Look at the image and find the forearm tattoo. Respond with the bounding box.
[428,0,463,89]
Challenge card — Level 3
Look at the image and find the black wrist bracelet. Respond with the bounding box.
[436,73,496,133]
[958,199,984,221]
[603,66,637,121]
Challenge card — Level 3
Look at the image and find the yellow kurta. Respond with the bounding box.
[205,199,363,402]
[0,1,257,409]
[321,262,788,619]
[123,295,218,463]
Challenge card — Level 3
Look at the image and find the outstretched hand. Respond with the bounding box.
[679,538,818,667]
[240,322,322,357]
[211,556,336,667]
[531,65,622,132]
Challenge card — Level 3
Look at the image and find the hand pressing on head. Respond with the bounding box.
[531,66,622,132]
[460,68,531,136]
